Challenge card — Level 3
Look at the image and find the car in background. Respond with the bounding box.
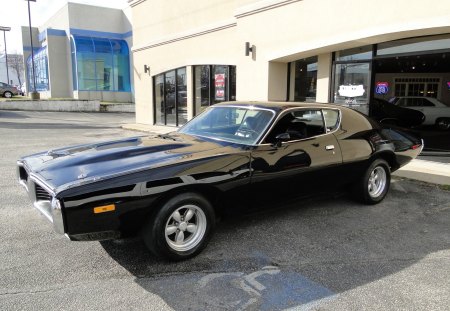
[17,102,423,261]
[19,83,26,96]
[370,98,425,128]
[389,97,450,130]
[0,82,19,98]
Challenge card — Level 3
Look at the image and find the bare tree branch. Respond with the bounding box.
[7,54,25,86]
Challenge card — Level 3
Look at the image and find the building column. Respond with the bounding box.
[186,66,194,121]
[316,53,332,103]
[268,61,288,101]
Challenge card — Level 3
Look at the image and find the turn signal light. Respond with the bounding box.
[93,204,116,214]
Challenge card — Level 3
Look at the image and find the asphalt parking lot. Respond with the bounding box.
[1,110,449,311]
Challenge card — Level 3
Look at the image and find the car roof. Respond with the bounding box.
[214,101,343,113]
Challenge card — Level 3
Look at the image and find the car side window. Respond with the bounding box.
[322,109,340,132]
[263,109,325,143]
[421,99,435,107]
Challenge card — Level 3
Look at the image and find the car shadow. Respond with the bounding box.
[0,110,30,119]
[0,121,117,130]
[100,179,450,310]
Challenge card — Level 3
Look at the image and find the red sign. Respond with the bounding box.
[215,74,226,100]
[375,82,389,95]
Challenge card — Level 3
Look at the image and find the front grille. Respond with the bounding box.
[35,184,51,201]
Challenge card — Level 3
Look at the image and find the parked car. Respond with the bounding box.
[370,98,425,128]
[389,96,450,130]
[17,102,423,260]
[19,83,26,96]
[0,82,19,98]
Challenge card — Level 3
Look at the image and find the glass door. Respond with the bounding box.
[333,62,371,115]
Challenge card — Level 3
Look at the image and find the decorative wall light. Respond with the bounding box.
[245,42,254,56]
[144,64,150,75]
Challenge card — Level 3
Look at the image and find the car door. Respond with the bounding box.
[249,108,343,201]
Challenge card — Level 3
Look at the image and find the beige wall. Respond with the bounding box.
[47,36,71,98]
[131,0,450,125]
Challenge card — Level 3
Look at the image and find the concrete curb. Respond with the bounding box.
[0,100,135,113]
[392,159,450,185]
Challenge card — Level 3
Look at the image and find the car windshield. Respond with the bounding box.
[179,106,275,145]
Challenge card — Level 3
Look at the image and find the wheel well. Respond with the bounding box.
[372,152,398,172]
[149,184,224,218]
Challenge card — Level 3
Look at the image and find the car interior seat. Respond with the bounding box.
[286,121,308,139]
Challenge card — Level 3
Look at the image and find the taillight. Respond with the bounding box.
[411,144,421,150]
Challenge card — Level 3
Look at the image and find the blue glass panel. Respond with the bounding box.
[27,48,49,92]
[72,35,130,92]
[93,38,113,90]
[73,36,94,53]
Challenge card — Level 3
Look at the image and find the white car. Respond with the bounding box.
[389,97,450,130]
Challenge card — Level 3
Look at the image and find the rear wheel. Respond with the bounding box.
[3,91,12,98]
[142,192,215,261]
[355,159,390,204]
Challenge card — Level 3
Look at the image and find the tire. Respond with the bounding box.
[436,118,450,131]
[3,91,12,98]
[142,192,215,261]
[355,159,390,205]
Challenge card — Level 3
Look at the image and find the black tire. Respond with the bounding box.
[142,192,215,261]
[355,159,390,205]
[436,118,450,131]
[4,91,12,98]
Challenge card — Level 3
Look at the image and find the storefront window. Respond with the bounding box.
[154,75,164,125]
[377,34,450,56]
[294,56,317,102]
[194,65,236,115]
[71,35,130,92]
[27,47,49,92]
[333,62,371,115]
[154,67,187,126]
[336,45,373,61]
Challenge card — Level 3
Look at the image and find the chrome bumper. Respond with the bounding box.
[17,162,65,234]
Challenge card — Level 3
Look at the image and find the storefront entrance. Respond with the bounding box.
[331,34,450,152]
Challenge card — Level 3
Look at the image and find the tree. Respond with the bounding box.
[7,54,25,87]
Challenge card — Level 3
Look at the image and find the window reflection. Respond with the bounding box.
[154,67,187,126]
[294,56,317,102]
[194,65,236,115]
[71,36,130,92]
[27,47,49,92]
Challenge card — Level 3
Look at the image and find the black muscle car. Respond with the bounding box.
[17,102,423,260]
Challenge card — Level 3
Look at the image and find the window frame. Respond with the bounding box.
[260,107,342,145]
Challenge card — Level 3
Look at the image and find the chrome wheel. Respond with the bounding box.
[4,91,12,98]
[437,118,450,130]
[165,204,207,252]
[368,166,387,198]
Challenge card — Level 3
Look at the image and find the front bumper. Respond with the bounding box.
[17,162,65,234]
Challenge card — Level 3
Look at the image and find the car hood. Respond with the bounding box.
[20,133,242,192]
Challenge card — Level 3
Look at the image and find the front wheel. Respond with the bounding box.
[3,91,12,98]
[142,192,215,261]
[355,159,390,205]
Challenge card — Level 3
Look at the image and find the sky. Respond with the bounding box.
[0,0,129,54]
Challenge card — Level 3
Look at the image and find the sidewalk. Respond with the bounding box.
[121,123,450,186]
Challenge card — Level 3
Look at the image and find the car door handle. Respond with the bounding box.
[325,145,335,151]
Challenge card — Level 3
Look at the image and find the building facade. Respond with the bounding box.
[22,2,133,102]
[133,0,450,150]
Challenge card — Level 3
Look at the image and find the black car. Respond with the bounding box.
[370,97,425,128]
[17,102,423,260]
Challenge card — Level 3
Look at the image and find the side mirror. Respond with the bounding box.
[273,133,290,147]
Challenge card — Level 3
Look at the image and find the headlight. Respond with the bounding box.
[51,197,62,211]
[51,197,65,234]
